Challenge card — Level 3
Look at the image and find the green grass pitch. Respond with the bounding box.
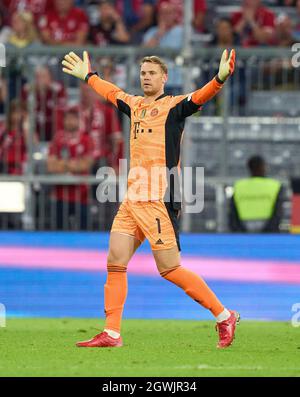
[0,319,299,377]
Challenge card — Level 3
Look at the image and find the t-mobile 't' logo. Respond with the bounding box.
[0,303,6,327]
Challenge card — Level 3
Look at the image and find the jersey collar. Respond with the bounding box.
[139,93,167,108]
[155,93,168,101]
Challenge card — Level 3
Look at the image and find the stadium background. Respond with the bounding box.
[0,0,300,327]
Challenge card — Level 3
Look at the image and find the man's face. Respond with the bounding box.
[11,13,26,35]
[99,3,115,22]
[217,20,233,42]
[158,3,178,29]
[243,0,261,9]
[10,109,23,129]
[64,112,79,132]
[277,15,292,34]
[55,0,73,14]
[140,62,167,96]
[35,67,52,90]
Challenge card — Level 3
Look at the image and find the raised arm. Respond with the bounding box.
[192,49,235,106]
[62,51,124,107]
[174,49,236,119]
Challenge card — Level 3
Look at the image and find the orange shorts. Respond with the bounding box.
[111,200,181,251]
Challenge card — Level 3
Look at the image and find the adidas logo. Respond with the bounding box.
[155,239,164,245]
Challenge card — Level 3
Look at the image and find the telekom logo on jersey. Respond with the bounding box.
[95,160,204,214]
[133,122,153,139]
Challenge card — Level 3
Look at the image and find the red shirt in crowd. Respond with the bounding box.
[38,7,89,44]
[22,81,66,142]
[49,130,93,204]
[3,0,53,24]
[80,101,122,170]
[0,128,26,175]
[232,6,275,47]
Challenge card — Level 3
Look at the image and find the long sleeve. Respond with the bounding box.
[171,76,225,120]
[87,75,138,117]
[87,75,123,107]
[191,76,224,106]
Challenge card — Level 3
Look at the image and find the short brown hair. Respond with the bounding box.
[140,56,168,75]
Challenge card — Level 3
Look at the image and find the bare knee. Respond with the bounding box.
[152,247,181,277]
[159,265,180,278]
[107,232,141,268]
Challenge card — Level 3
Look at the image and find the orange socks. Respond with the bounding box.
[163,266,224,317]
[104,264,224,332]
[104,265,128,333]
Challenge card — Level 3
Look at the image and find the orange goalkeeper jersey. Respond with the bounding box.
[88,74,223,208]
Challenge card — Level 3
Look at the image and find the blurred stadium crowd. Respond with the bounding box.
[1,0,300,48]
[0,0,300,232]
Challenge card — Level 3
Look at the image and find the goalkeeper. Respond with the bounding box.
[62,49,239,349]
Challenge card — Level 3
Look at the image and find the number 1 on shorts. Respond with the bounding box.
[156,218,161,234]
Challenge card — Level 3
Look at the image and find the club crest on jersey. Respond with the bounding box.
[151,108,159,117]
